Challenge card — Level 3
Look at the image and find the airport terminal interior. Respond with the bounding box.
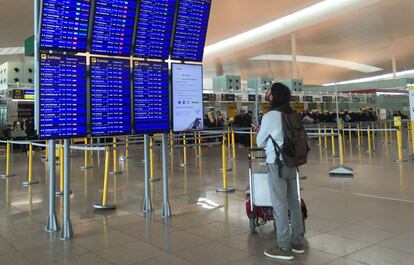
[1,0,414,264]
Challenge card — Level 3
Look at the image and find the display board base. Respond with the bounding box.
[394,159,408,163]
[45,212,60,232]
[329,166,354,176]
[60,220,73,240]
[161,202,172,218]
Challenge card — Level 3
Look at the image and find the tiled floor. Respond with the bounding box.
[0,134,414,265]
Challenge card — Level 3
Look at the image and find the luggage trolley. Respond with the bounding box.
[246,148,307,233]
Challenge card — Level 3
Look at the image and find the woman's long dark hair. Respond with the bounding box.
[269,82,293,113]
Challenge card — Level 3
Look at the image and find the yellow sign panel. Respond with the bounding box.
[227,103,237,118]
[394,116,402,127]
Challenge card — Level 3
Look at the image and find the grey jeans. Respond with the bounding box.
[267,162,304,250]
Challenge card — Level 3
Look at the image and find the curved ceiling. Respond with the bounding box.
[1,0,414,85]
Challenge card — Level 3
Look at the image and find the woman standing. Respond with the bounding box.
[256,83,305,261]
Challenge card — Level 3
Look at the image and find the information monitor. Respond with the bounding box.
[39,54,87,139]
[40,0,91,52]
[133,61,170,133]
[172,64,204,132]
[90,57,131,136]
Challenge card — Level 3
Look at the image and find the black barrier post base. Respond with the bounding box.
[93,203,116,210]
[216,187,236,193]
[22,180,39,186]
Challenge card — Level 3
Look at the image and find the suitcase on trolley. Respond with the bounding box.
[246,148,307,233]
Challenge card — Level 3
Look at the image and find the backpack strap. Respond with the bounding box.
[267,134,283,178]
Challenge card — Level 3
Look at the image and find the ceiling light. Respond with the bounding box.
[0,47,25,56]
[250,54,382,73]
[323,69,414,86]
[204,0,380,59]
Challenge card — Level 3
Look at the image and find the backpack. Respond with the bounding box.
[269,110,309,168]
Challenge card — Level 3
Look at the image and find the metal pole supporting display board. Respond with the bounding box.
[143,134,152,213]
[34,0,40,132]
[161,133,171,218]
[45,140,59,232]
[329,84,354,176]
[60,139,73,240]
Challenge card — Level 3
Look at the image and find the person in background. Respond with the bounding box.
[256,82,304,261]
[215,110,224,128]
[258,112,263,126]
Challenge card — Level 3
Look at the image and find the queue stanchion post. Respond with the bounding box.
[121,137,129,160]
[250,128,254,148]
[89,138,94,158]
[93,146,116,210]
[169,130,173,155]
[385,123,389,144]
[367,126,372,153]
[410,120,414,159]
[348,124,352,144]
[161,133,171,218]
[80,138,92,170]
[150,136,160,182]
[330,128,337,158]
[110,137,122,175]
[317,124,322,146]
[231,129,237,160]
[372,122,376,152]
[1,141,15,178]
[180,133,189,167]
[330,132,354,176]
[197,131,202,158]
[389,122,393,144]
[143,134,152,213]
[56,142,64,196]
[216,134,235,193]
[324,127,328,150]
[22,141,39,186]
[395,125,407,163]
[357,124,361,147]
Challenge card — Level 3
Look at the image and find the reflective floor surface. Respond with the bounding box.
[0,134,414,265]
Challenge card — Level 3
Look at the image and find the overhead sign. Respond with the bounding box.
[134,0,176,59]
[133,61,170,133]
[171,0,212,62]
[40,0,91,52]
[39,54,87,139]
[172,64,203,132]
[91,0,137,56]
[90,57,131,136]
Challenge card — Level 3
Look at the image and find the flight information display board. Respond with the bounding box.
[133,61,170,133]
[40,0,91,52]
[91,0,137,56]
[134,0,176,59]
[39,54,87,139]
[171,0,212,62]
[90,57,131,136]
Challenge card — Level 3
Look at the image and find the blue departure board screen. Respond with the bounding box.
[171,0,212,62]
[133,61,170,133]
[39,54,87,139]
[90,57,131,136]
[91,0,137,56]
[134,0,176,59]
[40,0,91,52]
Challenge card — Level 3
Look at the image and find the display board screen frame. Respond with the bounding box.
[133,0,177,59]
[171,63,204,132]
[132,60,171,134]
[38,54,88,140]
[39,0,92,53]
[90,0,138,57]
[170,0,212,62]
[90,56,132,137]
